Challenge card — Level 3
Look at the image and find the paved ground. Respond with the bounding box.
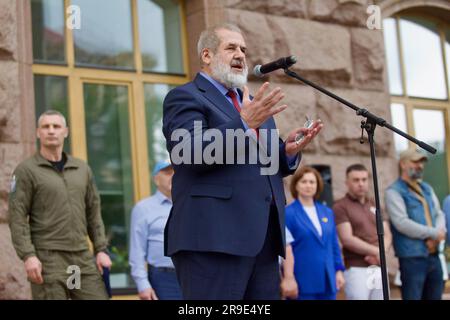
[337,283,450,300]
[114,278,450,300]
[115,286,450,300]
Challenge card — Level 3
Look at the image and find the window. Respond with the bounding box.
[383,18,403,96]
[72,0,135,69]
[144,84,173,192]
[138,0,184,74]
[389,103,408,153]
[399,17,447,100]
[384,14,450,203]
[31,0,66,64]
[84,83,135,285]
[412,109,448,201]
[33,75,71,153]
[31,0,189,291]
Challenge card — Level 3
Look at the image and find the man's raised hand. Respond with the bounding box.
[240,82,287,129]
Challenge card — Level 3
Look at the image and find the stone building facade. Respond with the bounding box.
[1,0,449,299]
[0,0,35,299]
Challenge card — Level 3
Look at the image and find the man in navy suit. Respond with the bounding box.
[162,23,322,300]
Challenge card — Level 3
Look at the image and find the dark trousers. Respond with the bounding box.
[172,205,283,300]
[148,266,183,300]
[399,255,444,300]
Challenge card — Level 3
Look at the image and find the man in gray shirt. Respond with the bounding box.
[385,148,446,300]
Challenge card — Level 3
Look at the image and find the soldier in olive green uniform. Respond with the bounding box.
[8,110,112,300]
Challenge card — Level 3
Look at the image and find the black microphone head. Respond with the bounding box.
[253,65,264,77]
[253,55,298,77]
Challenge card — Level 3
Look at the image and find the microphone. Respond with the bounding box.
[253,55,297,77]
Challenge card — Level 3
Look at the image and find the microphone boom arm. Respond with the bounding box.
[283,67,436,301]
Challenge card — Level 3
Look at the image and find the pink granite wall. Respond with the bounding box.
[0,0,35,299]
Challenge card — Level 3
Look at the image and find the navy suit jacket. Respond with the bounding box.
[162,73,298,258]
[285,200,345,294]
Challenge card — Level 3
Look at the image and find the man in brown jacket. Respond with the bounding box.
[8,110,111,299]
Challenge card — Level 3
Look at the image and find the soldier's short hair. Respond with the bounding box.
[37,110,67,127]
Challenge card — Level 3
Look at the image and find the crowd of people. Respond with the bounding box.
[7,23,449,301]
[129,151,449,301]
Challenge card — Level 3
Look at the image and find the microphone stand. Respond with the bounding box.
[284,68,436,300]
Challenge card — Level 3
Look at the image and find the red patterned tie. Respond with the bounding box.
[227,89,241,113]
[227,90,258,138]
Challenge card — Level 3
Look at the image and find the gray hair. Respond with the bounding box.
[38,110,67,127]
[197,23,244,62]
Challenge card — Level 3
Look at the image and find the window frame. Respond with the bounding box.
[32,0,190,200]
[387,13,450,191]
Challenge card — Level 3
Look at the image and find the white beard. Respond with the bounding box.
[211,57,248,89]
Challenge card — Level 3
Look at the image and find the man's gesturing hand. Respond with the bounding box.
[240,82,287,129]
[285,120,324,157]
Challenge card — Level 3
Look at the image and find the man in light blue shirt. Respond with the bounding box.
[444,195,450,245]
[129,161,181,300]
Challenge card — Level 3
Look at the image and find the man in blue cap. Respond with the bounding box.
[129,161,181,300]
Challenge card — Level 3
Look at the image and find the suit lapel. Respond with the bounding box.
[295,200,324,246]
[316,203,329,245]
[194,74,239,120]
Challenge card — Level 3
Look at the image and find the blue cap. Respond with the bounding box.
[152,161,172,176]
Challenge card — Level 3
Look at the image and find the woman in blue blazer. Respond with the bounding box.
[284,166,345,300]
